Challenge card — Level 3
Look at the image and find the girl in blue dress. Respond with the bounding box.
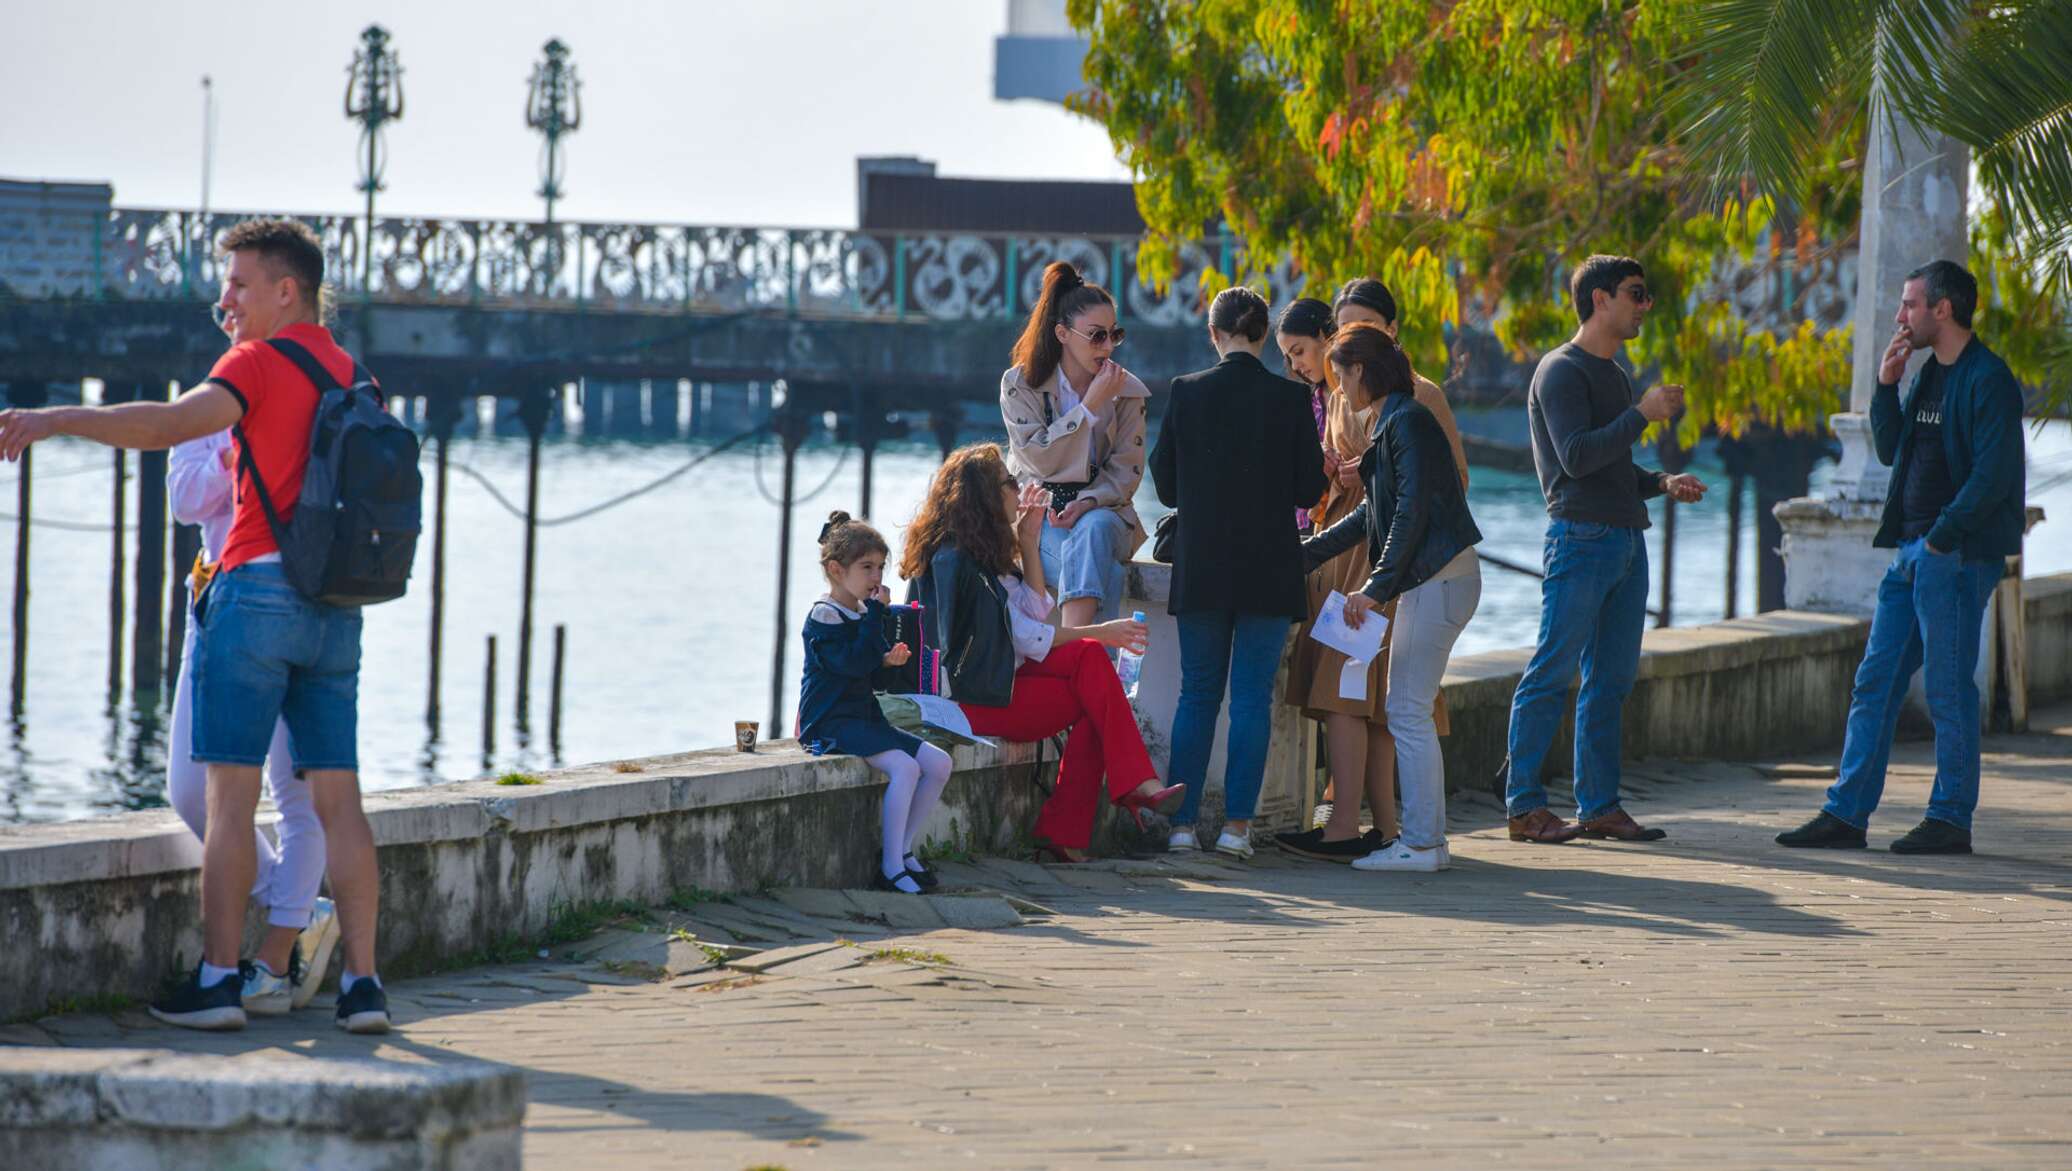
[800,511,955,894]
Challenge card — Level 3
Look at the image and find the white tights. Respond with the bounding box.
[865,741,953,891]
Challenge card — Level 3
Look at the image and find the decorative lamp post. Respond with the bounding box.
[526,38,581,294]
[345,24,405,291]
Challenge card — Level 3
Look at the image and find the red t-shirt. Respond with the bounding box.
[202,323,363,572]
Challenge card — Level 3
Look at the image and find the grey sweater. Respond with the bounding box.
[1525,342,1665,528]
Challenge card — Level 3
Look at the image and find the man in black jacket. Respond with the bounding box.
[1778,260,2025,855]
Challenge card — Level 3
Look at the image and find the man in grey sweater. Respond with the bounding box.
[1504,255,1707,844]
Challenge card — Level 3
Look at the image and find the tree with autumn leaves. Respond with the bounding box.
[1063,0,2067,433]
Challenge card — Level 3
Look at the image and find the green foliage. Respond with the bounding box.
[1067,0,1863,437]
[495,771,543,786]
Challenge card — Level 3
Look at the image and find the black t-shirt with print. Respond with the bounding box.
[1900,360,1954,539]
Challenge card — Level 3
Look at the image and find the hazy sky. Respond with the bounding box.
[2,1,1128,227]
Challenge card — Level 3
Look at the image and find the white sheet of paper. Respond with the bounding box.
[1337,657,1369,702]
[1310,590,1387,663]
[906,694,998,748]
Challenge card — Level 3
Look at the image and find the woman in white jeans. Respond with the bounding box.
[166,429,337,1011]
[1299,323,1484,873]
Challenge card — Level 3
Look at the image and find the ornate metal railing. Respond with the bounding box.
[88,207,1262,325]
[66,206,1856,333]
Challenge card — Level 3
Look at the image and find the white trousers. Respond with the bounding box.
[167,618,324,929]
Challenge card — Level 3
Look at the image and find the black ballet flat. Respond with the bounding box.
[872,870,922,895]
[902,858,940,890]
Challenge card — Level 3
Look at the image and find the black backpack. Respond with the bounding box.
[868,602,940,695]
[232,337,423,606]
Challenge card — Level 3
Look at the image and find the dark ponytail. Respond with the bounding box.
[1275,297,1334,340]
[1332,277,1398,325]
[1208,286,1270,342]
[1011,261,1116,387]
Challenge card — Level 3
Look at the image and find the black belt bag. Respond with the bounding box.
[1042,481,1090,510]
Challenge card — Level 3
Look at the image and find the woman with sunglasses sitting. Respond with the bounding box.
[999,261,1150,632]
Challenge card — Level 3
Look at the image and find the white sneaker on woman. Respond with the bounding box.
[1213,829,1254,859]
[1168,829,1201,853]
[1351,839,1444,872]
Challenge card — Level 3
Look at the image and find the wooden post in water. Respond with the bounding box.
[855,387,878,519]
[105,383,134,697]
[549,623,566,754]
[425,393,462,727]
[930,407,959,460]
[7,382,45,715]
[1724,472,1745,619]
[133,380,169,697]
[514,386,552,734]
[165,522,199,689]
[482,634,498,766]
[767,404,808,735]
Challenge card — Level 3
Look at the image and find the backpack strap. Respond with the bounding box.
[265,336,344,393]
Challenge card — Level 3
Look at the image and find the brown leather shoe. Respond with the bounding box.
[1507,808,1583,843]
[1578,808,1667,842]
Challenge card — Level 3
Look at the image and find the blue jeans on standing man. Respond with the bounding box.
[1039,506,1129,623]
[1824,537,2001,831]
[1505,519,1649,821]
[1169,611,1291,827]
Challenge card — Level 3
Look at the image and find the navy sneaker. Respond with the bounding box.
[149,965,246,1031]
[334,976,391,1034]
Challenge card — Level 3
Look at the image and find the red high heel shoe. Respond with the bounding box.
[1116,783,1186,831]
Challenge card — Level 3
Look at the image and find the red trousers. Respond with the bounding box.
[959,638,1159,850]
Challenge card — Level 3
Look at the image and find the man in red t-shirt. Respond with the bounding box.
[0,218,388,1034]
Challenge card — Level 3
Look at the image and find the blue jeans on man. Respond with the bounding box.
[1824,538,2000,831]
[192,562,363,769]
[1039,507,1129,623]
[1505,520,1650,821]
[1168,611,1290,827]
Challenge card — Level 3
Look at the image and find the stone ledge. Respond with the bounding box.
[0,1046,523,1132]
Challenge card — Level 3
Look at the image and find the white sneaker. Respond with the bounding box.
[1213,829,1254,859]
[1351,839,1444,872]
[1437,842,1453,870]
[291,897,341,1011]
[241,960,292,1017]
[1168,828,1201,852]
[1309,802,1334,829]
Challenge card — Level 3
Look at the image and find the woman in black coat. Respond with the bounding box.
[1148,286,1329,856]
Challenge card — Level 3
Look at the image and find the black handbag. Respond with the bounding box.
[1151,511,1178,564]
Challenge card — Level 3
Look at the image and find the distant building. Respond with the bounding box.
[856,156,1140,235]
[994,0,1089,105]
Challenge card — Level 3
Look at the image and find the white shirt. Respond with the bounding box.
[167,430,235,560]
[999,575,1057,668]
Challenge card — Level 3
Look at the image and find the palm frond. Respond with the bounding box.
[1668,0,1875,205]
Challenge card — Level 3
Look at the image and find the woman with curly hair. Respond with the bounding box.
[903,443,1181,862]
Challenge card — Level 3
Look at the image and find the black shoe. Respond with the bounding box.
[1273,828,1373,864]
[1775,811,1867,849]
[149,965,246,1031]
[1890,817,1972,855]
[334,977,391,1034]
[902,855,940,890]
[872,869,923,895]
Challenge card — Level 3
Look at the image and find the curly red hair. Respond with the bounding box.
[900,443,1022,580]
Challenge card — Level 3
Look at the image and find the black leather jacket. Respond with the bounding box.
[1303,391,1482,603]
[908,546,1017,708]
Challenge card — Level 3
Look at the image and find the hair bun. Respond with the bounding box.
[818,510,853,544]
[1048,261,1084,293]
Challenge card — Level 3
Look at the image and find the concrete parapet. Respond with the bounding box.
[0,1047,523,1169]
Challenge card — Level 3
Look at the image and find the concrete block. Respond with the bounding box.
[0,1048,523,1170]
[926,896,1024,930]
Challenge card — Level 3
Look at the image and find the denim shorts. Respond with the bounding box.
[191,562,363,771]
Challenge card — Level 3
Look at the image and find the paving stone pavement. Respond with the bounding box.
[13,709,2072,1169]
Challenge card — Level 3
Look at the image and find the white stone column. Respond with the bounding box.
[1775,108,1969,616]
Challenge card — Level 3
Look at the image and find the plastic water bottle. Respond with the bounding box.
[1116,610,1148,700]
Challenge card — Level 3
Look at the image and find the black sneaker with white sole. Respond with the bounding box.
[334,977,392,1034]
[149,966,246,1031]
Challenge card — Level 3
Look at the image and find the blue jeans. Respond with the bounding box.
[1505,520,1649,820]
[192,562,364,770]
[1039,507,1128,622]
[1824,538,2001,831]
[1169,611,1291,826]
